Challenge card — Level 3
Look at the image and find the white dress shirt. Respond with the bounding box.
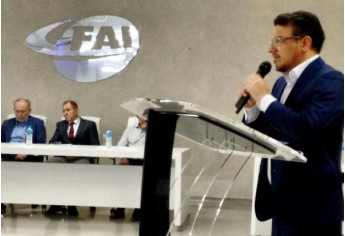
[67,117,81,137]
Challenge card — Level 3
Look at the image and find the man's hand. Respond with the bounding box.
[15,154,28,161]
[119,158,129,165]
[241,73,270,104]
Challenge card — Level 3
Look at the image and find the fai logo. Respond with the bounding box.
[26,16,139,82]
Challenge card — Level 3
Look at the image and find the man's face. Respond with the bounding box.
[138,117,148,131]
[63,102,78,122]
[268,25,304,73]
[14,100,31,122]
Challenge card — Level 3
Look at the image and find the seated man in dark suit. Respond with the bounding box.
[1,98,46,214]
[45,100,100,217]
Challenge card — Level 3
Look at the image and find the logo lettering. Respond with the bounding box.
[26,16,139,82]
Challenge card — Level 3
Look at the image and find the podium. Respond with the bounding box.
[120,98,307,236]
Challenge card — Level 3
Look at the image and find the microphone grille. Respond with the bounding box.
[258,61,272,77]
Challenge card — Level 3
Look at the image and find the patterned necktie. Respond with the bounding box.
[68,122,75,140]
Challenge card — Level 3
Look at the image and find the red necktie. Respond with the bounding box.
[68,122,75,140]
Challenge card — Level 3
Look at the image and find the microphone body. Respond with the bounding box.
[235,61,272,114]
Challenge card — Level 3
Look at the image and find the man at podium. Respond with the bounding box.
[238,11,343,236]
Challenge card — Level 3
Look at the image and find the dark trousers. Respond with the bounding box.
[272,218,342,236]
[2,154,44,162]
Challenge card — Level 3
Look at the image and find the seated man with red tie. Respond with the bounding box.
[45,100,100,216]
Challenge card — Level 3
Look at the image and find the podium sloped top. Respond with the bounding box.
[121,98,307,163]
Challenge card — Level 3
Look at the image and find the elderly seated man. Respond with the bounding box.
[1,98,46,214]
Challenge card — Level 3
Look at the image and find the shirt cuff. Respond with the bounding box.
[244,105,260,124]
[258,94,277,112]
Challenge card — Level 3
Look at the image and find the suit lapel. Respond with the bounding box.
[285,58,324,106]
[6,119,17,142]
[61,121,69,141]
[75,118,84,139]
[272,77,286,100]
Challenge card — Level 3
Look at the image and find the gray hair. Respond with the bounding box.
[13,98,31,109]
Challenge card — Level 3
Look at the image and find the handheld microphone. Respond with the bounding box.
[235,61,272,114]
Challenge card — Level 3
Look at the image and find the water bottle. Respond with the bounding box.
[105,129,112,148]
[26,126,33,145]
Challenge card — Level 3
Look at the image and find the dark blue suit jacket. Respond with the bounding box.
[1,115,46,161]
[250,58,344,223]
[49,117,100,161]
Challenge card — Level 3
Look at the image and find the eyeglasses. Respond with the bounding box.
[269,36,301,46]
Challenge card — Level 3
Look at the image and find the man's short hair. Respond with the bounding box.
[274,11,325,53]
[63,100,78,109]
[13,98,31,109]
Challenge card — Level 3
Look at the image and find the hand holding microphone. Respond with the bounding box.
[235,61,272,114]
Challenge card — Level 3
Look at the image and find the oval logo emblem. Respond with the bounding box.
[26,16,139,82]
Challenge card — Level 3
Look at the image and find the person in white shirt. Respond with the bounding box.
[109,116,147,222]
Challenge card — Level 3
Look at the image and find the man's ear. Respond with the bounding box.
[301,36,312,51]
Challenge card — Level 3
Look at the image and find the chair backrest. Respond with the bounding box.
[7,113,47,127]
[127,116,138,128]
[61,116,101,138]
[82,116,101,137]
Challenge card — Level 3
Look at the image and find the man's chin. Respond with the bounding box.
[276,64,287,73]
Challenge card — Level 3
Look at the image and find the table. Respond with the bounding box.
[1,143,190,227]
[1,143,187,158]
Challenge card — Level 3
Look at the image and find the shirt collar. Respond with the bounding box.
[71,117,81,125]
[16,117,29,125]
[284,55,319,86]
